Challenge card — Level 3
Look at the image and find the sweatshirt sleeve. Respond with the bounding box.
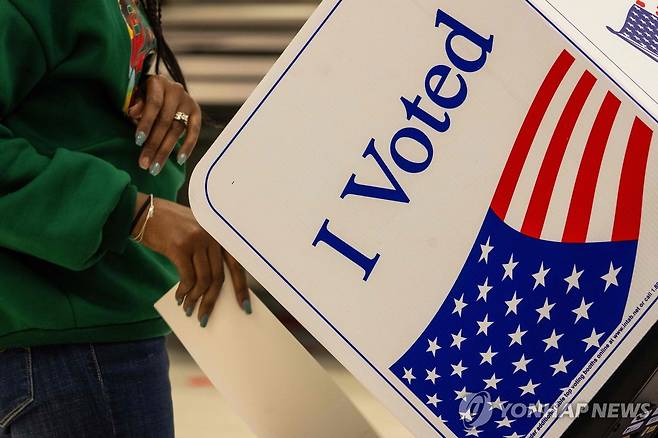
[0,3,138,271]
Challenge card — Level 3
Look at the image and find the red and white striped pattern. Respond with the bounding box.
[491,50,654,243]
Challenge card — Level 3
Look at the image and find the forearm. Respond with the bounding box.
[0,136,137,270]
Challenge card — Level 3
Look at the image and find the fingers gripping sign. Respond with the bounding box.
[132,194,252,327]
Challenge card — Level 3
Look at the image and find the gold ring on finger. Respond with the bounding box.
[174,111,190,127]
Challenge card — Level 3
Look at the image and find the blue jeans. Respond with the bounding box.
[0,337,174,438]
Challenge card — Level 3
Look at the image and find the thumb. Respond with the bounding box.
[128,98,145,119]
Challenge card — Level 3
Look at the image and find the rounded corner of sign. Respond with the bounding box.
[188,168,222,218]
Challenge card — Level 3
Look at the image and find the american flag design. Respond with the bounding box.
[608,1,658,62]
[390,50,654,437]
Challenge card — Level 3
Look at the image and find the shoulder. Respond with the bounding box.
[6,0,125,67]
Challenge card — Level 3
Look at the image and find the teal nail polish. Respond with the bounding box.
[185,307,193,317]
[242,299,252,315]
[177,153,188,166]
[176,297,183,306]
[135,131,146,146]
[149,161,161,176]
[200,315,209,328]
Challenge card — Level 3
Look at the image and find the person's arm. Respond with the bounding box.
[1,2,251,324]
[0,3,137,271]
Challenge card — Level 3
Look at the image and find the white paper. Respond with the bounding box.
[155,280,378,438]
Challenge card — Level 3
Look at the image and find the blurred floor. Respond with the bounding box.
[167,339,412,438]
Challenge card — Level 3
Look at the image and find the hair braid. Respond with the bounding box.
[143,0,188,90]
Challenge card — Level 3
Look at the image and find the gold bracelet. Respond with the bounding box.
[132,194,154,243]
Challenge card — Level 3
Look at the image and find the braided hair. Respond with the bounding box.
[142,0,188,90]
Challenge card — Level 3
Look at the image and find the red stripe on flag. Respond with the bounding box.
[612,118,653,241]
[491,50,575,219]
[521,70,597,239]
[562,92,621,243]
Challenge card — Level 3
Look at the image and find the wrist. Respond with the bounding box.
[131,194,155,242]
[134,192,150,219]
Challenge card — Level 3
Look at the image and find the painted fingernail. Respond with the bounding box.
[242,299,252,315]
[135,131,146,146]
[185,307,193,317]
[149,161,161,176]
[139,156,150,170]
[200,315,209,328]
[177,153,188,166]
[176,297,183,306]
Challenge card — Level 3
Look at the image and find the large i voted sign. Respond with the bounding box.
[189,1,658,437]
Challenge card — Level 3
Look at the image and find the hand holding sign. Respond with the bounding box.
[135,195,250,325]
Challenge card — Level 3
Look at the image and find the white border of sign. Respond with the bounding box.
[197,1,658,436]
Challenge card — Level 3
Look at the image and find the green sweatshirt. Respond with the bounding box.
[0,0,185,348]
